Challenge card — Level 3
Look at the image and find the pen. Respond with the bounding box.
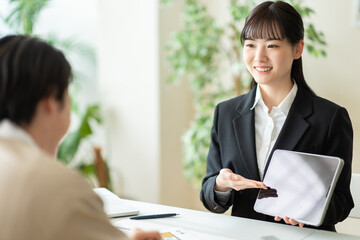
[130,213,179,220]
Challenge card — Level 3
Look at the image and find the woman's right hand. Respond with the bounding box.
[215,168,267,192]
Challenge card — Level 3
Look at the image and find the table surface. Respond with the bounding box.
[110,198,360,240]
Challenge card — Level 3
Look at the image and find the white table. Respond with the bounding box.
[111,198,360,240]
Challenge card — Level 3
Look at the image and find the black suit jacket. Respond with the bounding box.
[200,87,354,231]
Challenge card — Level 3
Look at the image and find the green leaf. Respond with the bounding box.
[160,0,176,4]
[165,0,223,93]
[57,131,81,164]
[57,104,103,164]
[3,0,51,35]
[320,49,327,57]
[77,163,96,177]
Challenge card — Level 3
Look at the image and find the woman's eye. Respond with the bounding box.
[246,44,255,48]
[268,45,278,48]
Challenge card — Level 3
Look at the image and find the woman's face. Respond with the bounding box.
[243,37,303,88]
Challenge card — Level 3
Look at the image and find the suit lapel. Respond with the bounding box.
[232,88,260,181]
[263,88,313,175]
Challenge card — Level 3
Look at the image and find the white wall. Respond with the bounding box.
[98,0,161,203]
[97,0,203,208]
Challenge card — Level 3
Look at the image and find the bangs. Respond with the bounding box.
[241,14,286,43]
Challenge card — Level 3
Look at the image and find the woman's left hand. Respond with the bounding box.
[274,216,305,228]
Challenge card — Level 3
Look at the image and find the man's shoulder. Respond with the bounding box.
[0,138,93,197]
[0,139,127,240]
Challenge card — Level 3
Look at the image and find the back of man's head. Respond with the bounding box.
[0,35,72,125]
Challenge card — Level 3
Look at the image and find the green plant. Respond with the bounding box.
[163,0,327,188]
[0,0,110,188]
[57,105,102,165]
[1,0,50,35]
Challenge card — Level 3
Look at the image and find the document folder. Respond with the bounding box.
[94,188,139,218]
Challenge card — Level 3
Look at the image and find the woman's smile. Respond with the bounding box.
[254,66,273,72]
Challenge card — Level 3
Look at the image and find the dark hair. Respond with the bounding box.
[0,35,72,125]
[240,1,315,95]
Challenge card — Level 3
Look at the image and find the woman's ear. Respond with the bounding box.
[294,40,304,60]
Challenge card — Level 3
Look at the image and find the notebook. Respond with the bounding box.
[93,188,139,218]
[253,149,344,226]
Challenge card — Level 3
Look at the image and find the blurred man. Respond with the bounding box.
[0,35,160,240]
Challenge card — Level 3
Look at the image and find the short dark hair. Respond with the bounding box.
[240,1,315,95]
[0,35,72,125]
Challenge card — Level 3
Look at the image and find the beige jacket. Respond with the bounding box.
[0,122,128,240]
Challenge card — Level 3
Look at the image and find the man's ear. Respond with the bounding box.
[38,96,58,115]
[294,40,304,60]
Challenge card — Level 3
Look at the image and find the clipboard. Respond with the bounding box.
[253,149,344,226]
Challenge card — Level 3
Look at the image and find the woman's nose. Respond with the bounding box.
[254,48,267,62]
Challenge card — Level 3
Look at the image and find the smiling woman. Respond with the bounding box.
[200,0,354,232]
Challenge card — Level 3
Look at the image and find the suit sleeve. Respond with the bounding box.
[200,105,235,213]
[322,107,354,226]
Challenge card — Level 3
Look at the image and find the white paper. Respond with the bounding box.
[113,219,236,240]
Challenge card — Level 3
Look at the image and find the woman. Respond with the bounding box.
[200,1,353,231]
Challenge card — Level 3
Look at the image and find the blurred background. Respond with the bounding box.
[1,0,359,236]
